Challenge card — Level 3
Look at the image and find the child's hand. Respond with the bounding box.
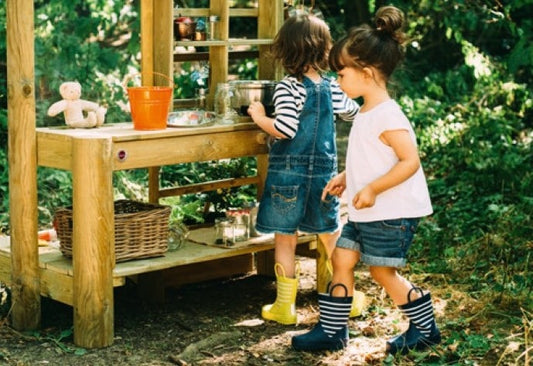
[352,185,377,209]
[321,172,346,201]
[247,101,266,120]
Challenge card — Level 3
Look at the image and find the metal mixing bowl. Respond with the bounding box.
[228,80,277,117]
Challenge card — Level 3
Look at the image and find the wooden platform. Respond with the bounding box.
[0,232,318,306]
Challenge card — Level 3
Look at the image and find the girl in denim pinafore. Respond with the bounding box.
[256,77,339,234]
[248,14,363,326]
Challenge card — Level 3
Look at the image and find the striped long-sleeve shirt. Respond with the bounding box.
[272,76,359,139]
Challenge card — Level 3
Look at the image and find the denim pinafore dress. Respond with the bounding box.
[255,76,340,234]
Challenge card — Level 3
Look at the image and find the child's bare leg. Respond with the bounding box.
[369,266,415,305]
[274,233,298,277]
[331,247,359,296]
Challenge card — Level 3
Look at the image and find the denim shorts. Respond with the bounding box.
[336,218,419,267]
[255,156,340,235]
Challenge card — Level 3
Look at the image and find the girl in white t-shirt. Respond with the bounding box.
[292,6,442,355]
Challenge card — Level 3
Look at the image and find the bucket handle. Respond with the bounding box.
[123,71,174,90]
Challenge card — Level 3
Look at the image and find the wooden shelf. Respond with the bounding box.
[175,38,274,48]
[174,8,259,18]
[0,232,318,306]
[174,50,260,62]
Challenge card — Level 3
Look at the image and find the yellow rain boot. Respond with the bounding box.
[262,263,299,325]
[325,259,366,318]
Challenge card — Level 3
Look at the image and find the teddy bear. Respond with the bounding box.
[47,81,107,128]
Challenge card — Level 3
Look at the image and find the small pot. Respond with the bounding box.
[174,21,197,41]
[228,80,277,117]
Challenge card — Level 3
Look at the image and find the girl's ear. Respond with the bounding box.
[362,67,374,79]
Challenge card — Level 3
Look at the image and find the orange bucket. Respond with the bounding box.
[125,72,173,130]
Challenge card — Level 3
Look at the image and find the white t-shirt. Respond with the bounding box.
[345,99,433,222]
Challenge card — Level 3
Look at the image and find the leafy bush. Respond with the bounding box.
[401,41,532,308]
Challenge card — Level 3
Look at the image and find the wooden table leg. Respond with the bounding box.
[72,136,114,348]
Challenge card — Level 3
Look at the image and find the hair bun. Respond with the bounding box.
[374,6,405,43]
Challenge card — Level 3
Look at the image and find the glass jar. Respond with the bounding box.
[214,217,234,246]
[214,83,238,125]
[232,212,249,242]
[208,15,219,40]
[168,221,190,251]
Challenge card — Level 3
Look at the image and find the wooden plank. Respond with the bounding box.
[174,50,259,63]
[110,129,269,170]
[6,0,41,331]
[161,254,254,288]
[158,176,261,197]
[37,122,261,144]
[174,8,258,18]
[39,269,73,305]
[112,234,316,278]
[36,123,266,169]
[175,39,273,47]
[37,133,73,170]
[72,137,114,348]
[2,247,124,306]
[136,254,254,303]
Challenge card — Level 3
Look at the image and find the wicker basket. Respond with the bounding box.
[55,200,171,262]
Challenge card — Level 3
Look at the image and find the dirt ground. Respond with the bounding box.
[0,255,453,366]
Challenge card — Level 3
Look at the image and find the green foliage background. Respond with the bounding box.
[0,1,532,363]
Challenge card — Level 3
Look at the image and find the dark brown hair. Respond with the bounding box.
[329,6,406,81]
[271,14,332,79]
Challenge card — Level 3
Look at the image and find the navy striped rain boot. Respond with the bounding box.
[292,283,352,351]
[386,287,442,354]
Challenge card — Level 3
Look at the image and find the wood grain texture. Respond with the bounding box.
[6,0,41,331]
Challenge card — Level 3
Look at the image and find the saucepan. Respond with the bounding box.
[228,80,277,117]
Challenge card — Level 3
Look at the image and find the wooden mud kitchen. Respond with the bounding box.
[2,0,329,348]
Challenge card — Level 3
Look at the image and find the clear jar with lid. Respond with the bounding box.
[214,83,238,124]
[214,217,234,246]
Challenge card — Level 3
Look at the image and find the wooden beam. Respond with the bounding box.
[6,0,41,331]
[72,137,114,348]
[158,176,261,197]
[258,0,283,80]
[208,0,229,109]
[153,0,173,86]
[140,0,154,86]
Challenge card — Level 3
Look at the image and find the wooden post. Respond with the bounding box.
[6,0,41,331]
[258,0,284,80]
[72,136,114,348]
[145,0,172,203]
[153,0,173,85]
[208,0,229,108]
[140,0,154,86]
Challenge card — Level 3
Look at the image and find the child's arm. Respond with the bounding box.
[352,129,420,209]
[322,171,347,201]
[331,79,359,120]
[247,101,287,138]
